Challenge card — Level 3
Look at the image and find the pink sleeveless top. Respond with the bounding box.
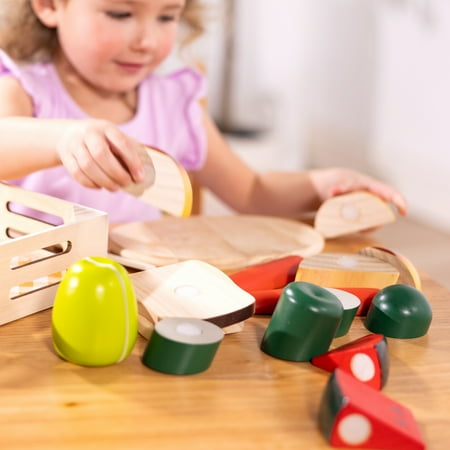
[0,50,207,223]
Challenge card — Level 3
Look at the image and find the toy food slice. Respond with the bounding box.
[359,246,422,290]
[314,191,396,238]
[318,369,425,449]
[130,260,255,338]
[295,252,399,289]
[312,334,389,390]
[123,146,192,217]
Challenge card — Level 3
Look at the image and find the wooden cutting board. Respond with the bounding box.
[109,215,325,272]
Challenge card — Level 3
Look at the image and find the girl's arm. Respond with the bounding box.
[193,111,407,216]
[0,77,146,190]
[0,76,61,177]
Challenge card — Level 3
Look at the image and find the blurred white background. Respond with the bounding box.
[0,1,447,282]
[186,0,450,233]
[1,1,448,233]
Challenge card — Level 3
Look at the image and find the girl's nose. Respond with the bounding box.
[132,22,158,52]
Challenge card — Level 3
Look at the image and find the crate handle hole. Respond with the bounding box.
[7,201,63,227]
[9,241,73,270]
[9,272,65,300]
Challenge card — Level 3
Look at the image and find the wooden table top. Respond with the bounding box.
[0,232,449,449]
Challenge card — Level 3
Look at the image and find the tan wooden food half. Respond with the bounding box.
[295,252,399,289]
[314,191,396,238]
[109,215,325,272]
[123,146,193,217]
[358,246,422,290]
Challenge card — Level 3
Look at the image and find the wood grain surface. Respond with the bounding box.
[314,191,396,238]
[123,146,193,217]
[109,215,325,272]
[0,232,449,449]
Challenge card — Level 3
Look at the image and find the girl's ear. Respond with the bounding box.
[30,0,59,28]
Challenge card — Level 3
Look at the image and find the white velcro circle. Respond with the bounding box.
[350,353,376,382]
[338,413,372,445]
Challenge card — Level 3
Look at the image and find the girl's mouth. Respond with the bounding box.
[116,62,146,73]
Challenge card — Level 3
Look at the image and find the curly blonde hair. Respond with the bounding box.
[0,0,205,63]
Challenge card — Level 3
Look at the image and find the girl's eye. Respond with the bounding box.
[106,11,132,20]
[158,15,178,23]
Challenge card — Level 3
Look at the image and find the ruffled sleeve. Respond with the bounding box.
[0,49,59,118]
[0,50,20,77]
[0,50,35,114]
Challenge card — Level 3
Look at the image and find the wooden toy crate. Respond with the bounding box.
[0,182,108,325]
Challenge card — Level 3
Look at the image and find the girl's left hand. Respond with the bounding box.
[309,167,408,215]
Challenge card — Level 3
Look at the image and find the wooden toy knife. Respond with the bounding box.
[123,146,193,217]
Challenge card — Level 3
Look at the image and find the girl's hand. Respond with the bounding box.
[309,167,408,215]
[56,119,150,191]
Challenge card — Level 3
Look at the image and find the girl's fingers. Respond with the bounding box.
[83,128,134,189]
[388,192,408,216]
[56,120,147,191]
[76,142,125,191]
[103,126,146,184]
[334,175,408,216]
[62,151,101,190]
[361,179,408,216]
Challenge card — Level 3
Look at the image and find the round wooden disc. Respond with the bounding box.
[109,215,324,272]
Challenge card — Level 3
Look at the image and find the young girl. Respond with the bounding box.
[0,0,407,224]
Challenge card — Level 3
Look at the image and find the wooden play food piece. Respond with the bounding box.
[314,191,396,238]
[109,215,324,272]
[311,334,389,390]
[122,145,156,197]
[229,255,302,291]
[130,260,255,339]
[358,246,422,291]
[364,284,432,338]
[229,255,302,315]
[324,288,360,337]
[261,282,343,361]
[318,369,425,449]
[250,288,283,315]
[295,252,399,289]
[52,256,138,366]
[142,318,224,375]
[123,146,193,217]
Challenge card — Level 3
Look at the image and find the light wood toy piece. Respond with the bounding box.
[123,146,193,217]
[319,369,425,449]
[109,215,324,273]
[130,259,256,339]
[314,191,396,238]
[311,334,389,390]
[295,252,399,289]
[0,182,108,325]
[358,246,422,291]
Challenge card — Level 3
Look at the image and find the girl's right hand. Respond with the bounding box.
[56,119,148,191]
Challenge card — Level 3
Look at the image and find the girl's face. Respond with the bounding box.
[52,0,186,94]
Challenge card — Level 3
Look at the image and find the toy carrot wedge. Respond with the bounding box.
[251,288,283,315]
[229,255,302,292]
